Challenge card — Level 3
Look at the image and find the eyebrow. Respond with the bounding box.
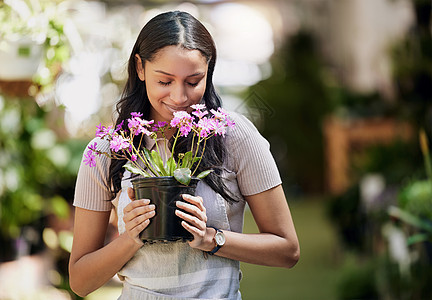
[154,70,205,77]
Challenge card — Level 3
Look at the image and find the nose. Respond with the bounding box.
[169,84,188,104]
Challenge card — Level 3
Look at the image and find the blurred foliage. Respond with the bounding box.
[351,140,423,186]
[245,0,431,197]
[327,184,367,252]
[392,0,432,131]
[329,88,397,120]
[337,257,378,300]
[398,180,432,220]
[246,31,333,194]
[0,0,70,93]
[337,252,432,300]
[328,1,432,298]
[0,95,85,257]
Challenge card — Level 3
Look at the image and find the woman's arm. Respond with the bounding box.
[177,184,300,268]
[219,184,299,268]
[69,197,155,296]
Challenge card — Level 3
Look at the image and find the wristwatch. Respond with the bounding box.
[207,226,226,255]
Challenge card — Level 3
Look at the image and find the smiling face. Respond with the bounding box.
[135,45,209,123]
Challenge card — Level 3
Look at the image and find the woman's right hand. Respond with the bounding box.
[123,187,156,244]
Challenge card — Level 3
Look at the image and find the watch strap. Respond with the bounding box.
[207,226,222,255]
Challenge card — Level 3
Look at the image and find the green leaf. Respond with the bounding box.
[151,150,168,176]
[142,147,152,161]
[196,169,213,179]
[407,233,430,246]
[141,148,156,173]
[181,151,193,168]
[388,206,432,233]
[174,168,191,185]
[123,163,149,177]
[167,157,177,176]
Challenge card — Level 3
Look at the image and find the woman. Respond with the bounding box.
[69,11,299,299]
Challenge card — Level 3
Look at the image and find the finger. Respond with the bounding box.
[124,210,155,231]
[181,220,205,239]
[123,203,156,222]
[182,194,206,212]
[175,209,206,231]
[127,187,135,201]
[128,218,151,245]
[176,201,207,223]
[123,198,151,214]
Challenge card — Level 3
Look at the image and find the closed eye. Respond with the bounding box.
[158,81,171,86]
[188,82,199,87]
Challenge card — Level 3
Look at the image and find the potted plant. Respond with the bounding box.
[0,0,70,93]
[389,129,432,246]
[86,104,234,242]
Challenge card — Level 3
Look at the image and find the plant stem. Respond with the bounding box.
[131,143,159,176]
[170,129,181,158]
[162,129,168,163]
[419,129,432,187]
[121,130,156,176]
[192,138,207,176]
[137,131,144,153]
[190,135,200,170]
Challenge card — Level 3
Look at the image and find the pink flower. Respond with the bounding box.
[197,117,214,138]
[170,111,193,127]
[227,118,235,128]
[128,117,154,136]
[137,126,152,136]
[192,109,208,119]
[128,117,140,130]
[152,121,168,132]
[87,103,235,182]
[88,142,97,151]
[110,135,130,152]
[179,124,192,137]
[139,119,154,127]
[191,104,206,110]
[210,108,228,119]
[83,149,96,167]
[138,119,153,136]
[213,120,227,137]
[115,120,124,133]
[95,123,104,137]
[192,104,208,118]
[95,124,112,138]
[131,112,143,118]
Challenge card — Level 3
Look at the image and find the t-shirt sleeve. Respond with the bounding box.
[226,112,282,196]
[73,137,113,211]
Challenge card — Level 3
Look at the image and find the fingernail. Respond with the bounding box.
[142,199,150,204]
[149,204,156,210]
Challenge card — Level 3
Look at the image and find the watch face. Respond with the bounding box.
[215,231,225,246]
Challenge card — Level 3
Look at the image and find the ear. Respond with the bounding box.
[135,54,145,81]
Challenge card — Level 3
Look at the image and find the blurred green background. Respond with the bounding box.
[0,0,431,299]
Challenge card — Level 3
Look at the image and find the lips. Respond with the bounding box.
[164,103,190,113]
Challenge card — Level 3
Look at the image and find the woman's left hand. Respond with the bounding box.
[175,194,212,250]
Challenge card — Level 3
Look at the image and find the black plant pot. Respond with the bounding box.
[131,176,199,242]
